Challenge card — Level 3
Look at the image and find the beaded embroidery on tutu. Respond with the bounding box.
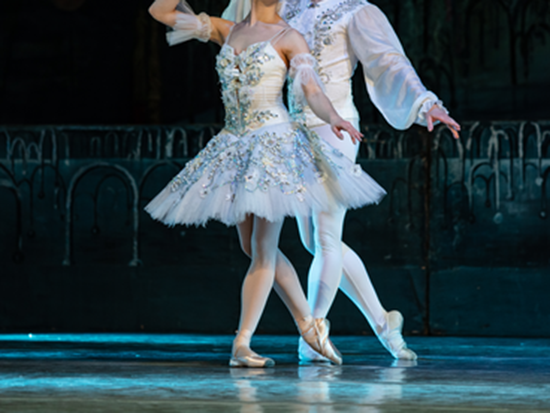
[145,29,386,227]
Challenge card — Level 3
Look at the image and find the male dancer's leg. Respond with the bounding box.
[339,243,387,329]
[306,122,387,327]
[278,123,416,359]
[306,205,347,319]
[294,214,386,328]
[294,123,387,324]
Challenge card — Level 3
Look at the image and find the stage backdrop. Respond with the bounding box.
[1,0,549,124]
[1,0,549,336]
[0,122,548,336]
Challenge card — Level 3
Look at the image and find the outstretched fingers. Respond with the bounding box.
[439,114,461,139]
[347,123,364,144]
[333,121,363,144]
[427,112,461,140]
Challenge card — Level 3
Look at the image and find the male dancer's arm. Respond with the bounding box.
[348,4,460,138]
[149,0,233,45]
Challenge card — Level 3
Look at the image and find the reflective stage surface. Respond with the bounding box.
[0,334,549,412]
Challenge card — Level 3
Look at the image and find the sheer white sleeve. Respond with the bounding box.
[348,4,446,130]
[288,53,324,107]
[166,1,212,46]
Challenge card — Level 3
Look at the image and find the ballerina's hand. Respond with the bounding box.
[426,105,461,139]
[330,117,363,144]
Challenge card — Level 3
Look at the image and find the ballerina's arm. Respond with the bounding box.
[280,30,363,144]
[148,0,233,46]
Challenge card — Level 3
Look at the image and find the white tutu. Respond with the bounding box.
[145,121,386,227]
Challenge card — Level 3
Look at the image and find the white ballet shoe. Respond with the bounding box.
[299,318,342,365]
[377,310,417,361]
[391,359,418,368]
[298,336,330,363]
[230,345,275,368]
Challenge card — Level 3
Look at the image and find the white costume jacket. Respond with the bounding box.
[281,0,443,130]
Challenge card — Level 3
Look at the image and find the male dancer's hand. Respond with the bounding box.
[330,116,364,144]
[426,105,461,139]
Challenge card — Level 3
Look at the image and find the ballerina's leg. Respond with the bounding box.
[236,218,342,365]
[232,215,283,367]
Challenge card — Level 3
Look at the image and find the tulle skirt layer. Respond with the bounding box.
[145,122,386,227]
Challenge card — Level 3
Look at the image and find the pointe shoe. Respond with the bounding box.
[300,318,342,365]
[230,345,275,368]
[298,336,330,363]
[377,311,417,361]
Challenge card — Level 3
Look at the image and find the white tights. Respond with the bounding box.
[296,213,387,329]
[235,215,312,352]
[300,205,346,318]
[233,121,388,349]
[276,121,387,332]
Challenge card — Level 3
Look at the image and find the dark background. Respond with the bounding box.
[0,0,549,337]
[1,0,550,125]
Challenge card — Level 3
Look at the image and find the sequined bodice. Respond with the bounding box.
[216,41,291,136]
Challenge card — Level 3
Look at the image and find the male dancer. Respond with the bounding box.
[222,0,460,361]
[281,0,460,361]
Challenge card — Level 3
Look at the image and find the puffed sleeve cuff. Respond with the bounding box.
[415,96,448,126]
[166,11,212,46]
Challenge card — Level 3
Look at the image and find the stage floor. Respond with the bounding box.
[0,334,549,412]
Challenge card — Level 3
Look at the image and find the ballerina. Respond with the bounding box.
[222,0,461,361]
[146,0,386,367]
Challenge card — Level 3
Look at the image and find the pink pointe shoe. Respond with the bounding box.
[298,335,330,363]
[230,345,275,368]
[299,318,342,365]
